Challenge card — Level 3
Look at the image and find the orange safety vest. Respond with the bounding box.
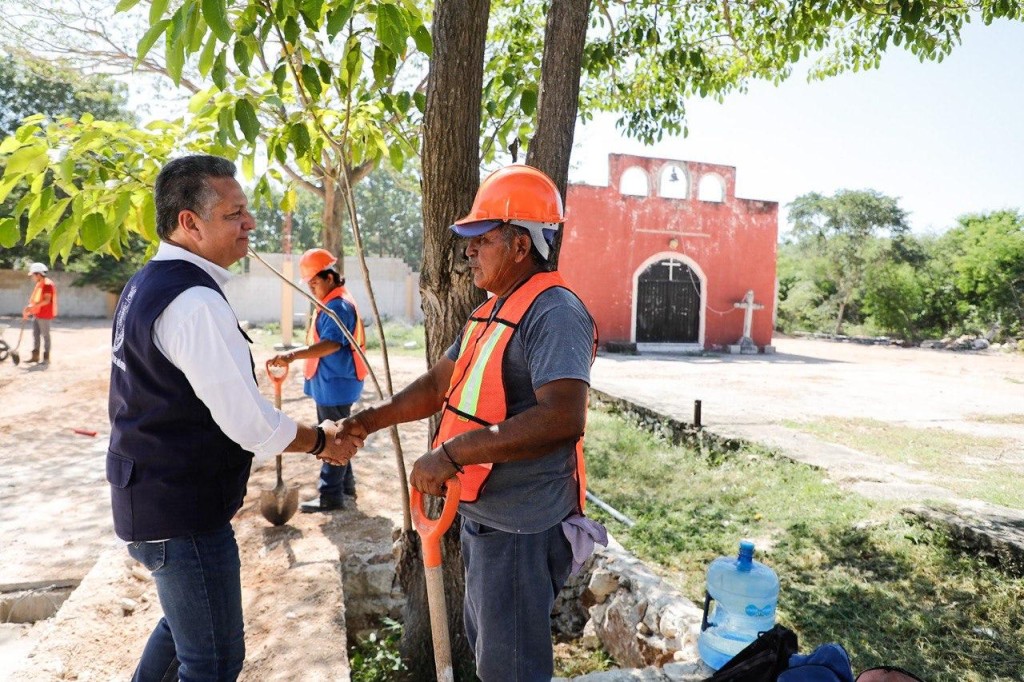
[432,271,598,509]
[30,278,58,319]
[304,286,369,381]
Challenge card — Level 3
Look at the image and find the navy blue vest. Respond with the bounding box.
[108,259,255,541]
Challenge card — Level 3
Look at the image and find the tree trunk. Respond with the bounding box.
[406,0,490,677]
[525,0,591,269]
[321,178,343,267]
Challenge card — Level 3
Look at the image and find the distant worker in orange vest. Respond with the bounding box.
[332,165,606,680]
[24,262,58,364]
[271,248,368,512]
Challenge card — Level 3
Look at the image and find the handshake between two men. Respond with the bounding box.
[315,407,461,499]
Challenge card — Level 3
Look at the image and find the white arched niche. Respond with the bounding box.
[619,166,649,197]
[658,164,688,199]
[698,174,725,202]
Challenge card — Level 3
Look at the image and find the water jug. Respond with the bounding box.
[697,539,780,670]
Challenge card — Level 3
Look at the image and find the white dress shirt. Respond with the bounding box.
[151,242,297,464]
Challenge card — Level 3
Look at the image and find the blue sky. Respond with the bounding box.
[569,18,1024,237]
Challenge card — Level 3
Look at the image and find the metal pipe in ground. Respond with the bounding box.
[586,491,636,528]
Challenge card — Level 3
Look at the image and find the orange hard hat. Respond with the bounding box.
[299,248,337,281]
[453,165,564,227]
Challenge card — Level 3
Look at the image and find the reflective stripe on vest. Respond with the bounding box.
[432,271,598,509]
[304,286,369,381]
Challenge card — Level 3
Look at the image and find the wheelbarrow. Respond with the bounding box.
[259,360,300,525]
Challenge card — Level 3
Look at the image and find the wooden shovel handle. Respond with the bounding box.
[411,477,461,569]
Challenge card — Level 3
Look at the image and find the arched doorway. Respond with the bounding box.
[635,257,702,344]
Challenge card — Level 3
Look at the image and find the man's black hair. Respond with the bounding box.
[155,155,237,240]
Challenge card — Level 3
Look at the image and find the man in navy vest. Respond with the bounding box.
[108,155,360,682]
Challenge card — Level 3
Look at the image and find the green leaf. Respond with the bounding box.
[234,40,251,76]
[372,46,391,85]
[188,87,215,114]
[273,63,288,93]
[113,193,133,228]
[326,0,355,38]
[115,0,143,12]
[0,136,21,154]
[212,49,228,90]
[58,155,76,186]
[241,152,254,180]
[150,0,171,23]
[0,173,24,205]
[280,188,297,213]
[80,213,112,251]
[412,24,431,57]
[217,105,236,145]
[27,198,71,243]
[413,91,426,114]
[202,0,234,42]
[166,27,186,84]
[316,59,332,84]
[0,217,19,248]
[5,145,48,175]
[137,19,171,63]
[140,194,158,242]
[283,16,300,44]
[300,64,322,98]
[49,217,77,263]
[376,3,409,56]
[289,122,311,157]
[388,143,404,172]
[234,99,260,144]
[520,86,537,116]
[198,33,219,76]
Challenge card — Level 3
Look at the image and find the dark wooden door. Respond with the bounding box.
[636,259,700,342]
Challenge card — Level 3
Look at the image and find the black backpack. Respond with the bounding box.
[705,624,800,682]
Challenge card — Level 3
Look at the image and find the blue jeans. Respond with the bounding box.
[316,403,354,499]
[461,518,573,681]
[127,524,245,682]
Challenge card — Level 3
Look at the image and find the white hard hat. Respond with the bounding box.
[28,262,48,276]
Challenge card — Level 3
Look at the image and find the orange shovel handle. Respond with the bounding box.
[265,360,289,391]
[411,477,461,569]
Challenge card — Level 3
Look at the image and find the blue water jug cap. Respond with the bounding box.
[738,540,755,569]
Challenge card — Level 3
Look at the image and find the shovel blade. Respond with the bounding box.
[259,484,300,526]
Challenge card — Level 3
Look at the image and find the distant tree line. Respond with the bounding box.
[778,189,1024,344]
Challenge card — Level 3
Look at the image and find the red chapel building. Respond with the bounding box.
[559,153,778,353]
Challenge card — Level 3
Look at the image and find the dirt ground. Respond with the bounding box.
[0,316,429,680]
[1,319,1023,678]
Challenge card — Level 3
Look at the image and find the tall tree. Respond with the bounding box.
[942,210,1024,335]
[787,189,910,334]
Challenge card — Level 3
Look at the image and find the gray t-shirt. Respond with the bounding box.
[444,286,594,534]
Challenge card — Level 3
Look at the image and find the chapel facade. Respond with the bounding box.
[559,153,778,352]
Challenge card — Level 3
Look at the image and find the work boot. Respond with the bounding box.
[299,495,344,513]
[27,350,39,364]
[42,351,49,364]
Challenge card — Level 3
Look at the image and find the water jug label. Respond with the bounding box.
[745,603,774,618]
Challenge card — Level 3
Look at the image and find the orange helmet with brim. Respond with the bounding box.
[299,248,337,281]
[452,165,564,259]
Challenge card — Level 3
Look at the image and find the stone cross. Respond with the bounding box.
[733,289,763,348]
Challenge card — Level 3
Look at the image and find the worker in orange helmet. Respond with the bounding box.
[333,165,606,680]
[271,248,368,512]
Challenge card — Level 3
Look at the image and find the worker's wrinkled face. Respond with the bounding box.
[464,225,530,295]
[186,177,255,268]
